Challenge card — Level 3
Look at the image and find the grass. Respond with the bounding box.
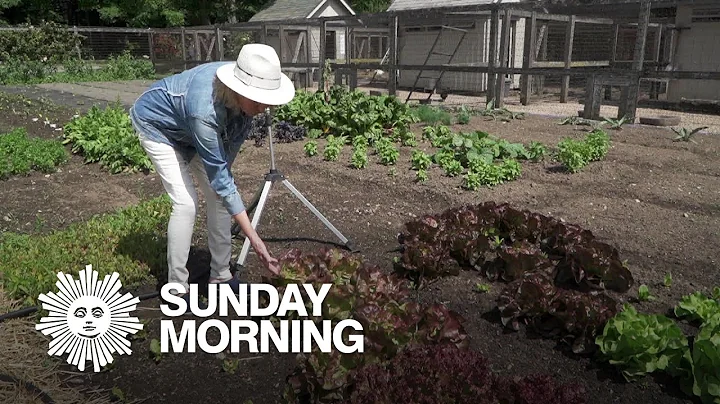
[0,195,172,307]
[0,127,68,180]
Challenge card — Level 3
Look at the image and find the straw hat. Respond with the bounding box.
[215,43,295,106]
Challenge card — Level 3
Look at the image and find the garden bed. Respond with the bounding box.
[0,88,719,404]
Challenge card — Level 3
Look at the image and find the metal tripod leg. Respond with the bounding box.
[236,179,272,267]
[234,171,358,269]
[281,178,356,252]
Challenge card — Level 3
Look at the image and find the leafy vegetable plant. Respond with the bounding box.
[0,127,67,180]
[63,102,153,174]
[681,314,720,404]
[556,129,610,173]
[595,304,690,381]
[674,291,720,324]
[269,249,468,403]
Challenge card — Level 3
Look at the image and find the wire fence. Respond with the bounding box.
[0,5,705,108]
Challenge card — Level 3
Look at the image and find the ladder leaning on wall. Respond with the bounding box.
[405,24,469,103]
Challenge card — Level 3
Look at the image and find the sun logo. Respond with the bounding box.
[35,265,144,372]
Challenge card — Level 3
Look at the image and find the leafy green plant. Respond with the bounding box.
[475,283,491,293]
[603,116,629,130]
[149,339,164,363]
[0,195,171,305]
[462,171,482,191]
[681,314,720,404]
[412,104,453,125]
[410,149,432,171]
[456,105,471,125]
[304,140,318,157]
[63,102,153,174]
[0,127,68,180]
[556,129,610,173]
[374,137,399,165]
[527,141,548,162]
[478,100,524,122]
[672,126,707,143]
[222,358,240,374]
[351,147,368,169]
[323,135,346,162]
[415,169,428,183]
[422,124,452,147]
[595,304,690,381]
[638,284,655,301]
[275,86,418,145]
[441,158,463,177]
[664,273,672,288]
[674,291,719,324]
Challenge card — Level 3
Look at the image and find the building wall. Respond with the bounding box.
[667,4,720,101]
[309,0,351,62]
[262,0,351,66]
[396,17,525,94]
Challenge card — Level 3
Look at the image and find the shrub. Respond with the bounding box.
[0,21,81,64]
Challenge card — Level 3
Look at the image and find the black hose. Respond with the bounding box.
[0,270,209,323]
[0,373,55,403]
[0,306,38,322]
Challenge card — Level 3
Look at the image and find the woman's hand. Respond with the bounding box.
[251,239,281,276]
[232,210,281,276]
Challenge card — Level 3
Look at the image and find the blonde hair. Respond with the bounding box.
[213,76,241,111]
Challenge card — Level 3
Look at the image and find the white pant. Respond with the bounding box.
[138,134,233,292]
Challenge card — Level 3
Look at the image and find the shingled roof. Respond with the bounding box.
[387,0,704,11]
[250,0,355,21]
[387,0,523,11]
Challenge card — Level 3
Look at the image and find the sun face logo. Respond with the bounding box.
[35,265,144,372]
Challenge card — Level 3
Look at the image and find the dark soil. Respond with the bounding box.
[1,87,719,404]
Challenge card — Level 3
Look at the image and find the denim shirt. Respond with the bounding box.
[129,61,253,216]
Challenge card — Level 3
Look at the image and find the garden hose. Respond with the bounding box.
[0,270,211,323]
[0,373,55,403]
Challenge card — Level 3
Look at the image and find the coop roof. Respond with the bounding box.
[387,0,524,12]
[386,0,706,12]
[250,0,355,22]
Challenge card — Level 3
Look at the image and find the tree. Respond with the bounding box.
[348,0,391,14]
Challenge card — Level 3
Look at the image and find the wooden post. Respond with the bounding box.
[215,27,224,60]
[560,15,575,103]
[73,26,82,59]
[194,31,201,61]
[538,24,548,95]
[619,0,650,121]
[494,9,512,108]
[319,18,327,90]
[605,23,619,100]
[279,26,286,62]
[650,24,662,99]
[388,14,398,96]
[181,27,187,70]
[487,8,500,105]
[147,30,156,67]
[260,24,267,43]
[520,12,536,105]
